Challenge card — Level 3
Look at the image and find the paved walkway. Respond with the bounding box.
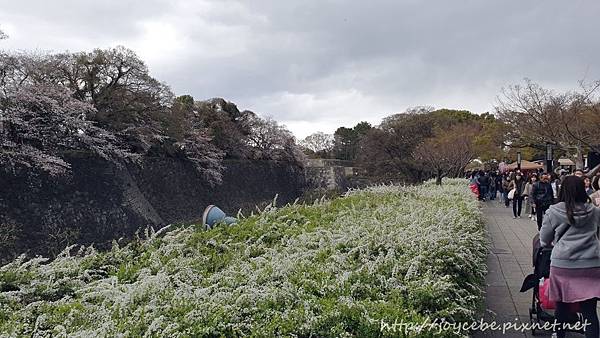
[474,200,547,337]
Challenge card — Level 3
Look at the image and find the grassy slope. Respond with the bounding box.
[0,179,487,337]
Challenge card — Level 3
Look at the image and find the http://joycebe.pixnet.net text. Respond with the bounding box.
[379,317,590,335]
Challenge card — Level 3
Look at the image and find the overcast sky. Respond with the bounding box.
[1,0,600,138]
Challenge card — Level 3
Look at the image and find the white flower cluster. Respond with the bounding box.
[0,179,487,337]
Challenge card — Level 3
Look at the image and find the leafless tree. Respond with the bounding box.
[565,80,600,154]
[413,124,477,185]
[496,79,600,169]
[246,116,305,164]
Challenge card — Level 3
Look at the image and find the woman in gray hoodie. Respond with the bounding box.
[540,176,600,338]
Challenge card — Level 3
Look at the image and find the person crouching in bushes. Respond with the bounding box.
[523,174,538,222]
[508,172,526,218]
[540,176,600,338]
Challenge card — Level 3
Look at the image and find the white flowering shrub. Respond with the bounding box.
[0,179,486,337]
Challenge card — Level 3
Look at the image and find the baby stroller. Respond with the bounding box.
[520,234,583,335]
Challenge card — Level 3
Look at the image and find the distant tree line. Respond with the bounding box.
[0,45,304,184]
[300,108,506,184]
[300,78,600,184]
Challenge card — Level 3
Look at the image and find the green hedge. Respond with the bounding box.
[0,179,487,337]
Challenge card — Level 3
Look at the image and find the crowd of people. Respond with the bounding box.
[468,166,600,338]
[468,168,600,229]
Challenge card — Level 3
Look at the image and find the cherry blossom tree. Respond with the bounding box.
[299,132,333,156]
[0,84,128,175]
[0,49,226,183]
[245,116,305,163]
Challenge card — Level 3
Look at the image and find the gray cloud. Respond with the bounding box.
[2,0,600,137]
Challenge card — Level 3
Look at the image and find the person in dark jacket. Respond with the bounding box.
[584,177,594,196]
[488,172,497,200]
[508,172,527,218]
[495,172,503,202]
[531,173,554,230]
[540,176,600,338]
[502,173,512,207]
[477,171,489,201]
